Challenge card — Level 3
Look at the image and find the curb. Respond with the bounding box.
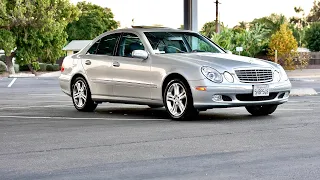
[289,76,320,80]
[290,88,318,96]
[289,78,317,82]
[8,74,35,78]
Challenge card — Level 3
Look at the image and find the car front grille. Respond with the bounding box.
[235,69,273,83]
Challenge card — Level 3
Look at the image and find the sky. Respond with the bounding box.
[70,0,315,30]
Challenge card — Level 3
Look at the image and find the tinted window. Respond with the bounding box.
[117,33,144,57]
[87,40,100,54]
[144,32,222,54]
[96,34,121,55]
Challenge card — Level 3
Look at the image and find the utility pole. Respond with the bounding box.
[214,0,221,33]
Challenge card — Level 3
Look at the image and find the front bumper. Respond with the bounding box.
[189,79,292,109]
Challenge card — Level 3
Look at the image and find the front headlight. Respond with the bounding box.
[278,66,288,81]
[224,71,234,83]
[201,66,223,83]
[273,70,281,82]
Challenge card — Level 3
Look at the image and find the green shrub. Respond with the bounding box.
[305,22,320,52]
[53,64,60,71]
[19,65,29,71]
[0,61,7,73]
[19,62,40,71]
[14,64,19,73]
[46,64,54,71]
[39,63,47,71]
[31,62,40,71]
[0,55,5,63]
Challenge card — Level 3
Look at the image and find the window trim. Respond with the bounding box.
[86,33,122,56]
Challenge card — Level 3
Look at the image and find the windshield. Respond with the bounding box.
[144,31,224,54]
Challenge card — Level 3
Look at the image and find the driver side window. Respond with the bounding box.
[117,33,145,57]
[187,36,220,53]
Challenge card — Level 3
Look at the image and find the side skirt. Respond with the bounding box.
[92,95,163,106]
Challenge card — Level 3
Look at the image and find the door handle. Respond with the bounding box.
[85,60,91,65]
[113,61,120,67]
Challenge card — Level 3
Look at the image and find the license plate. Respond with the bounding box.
[253,84,269,97]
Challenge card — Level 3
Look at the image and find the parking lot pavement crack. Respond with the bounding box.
[0,123,311,157]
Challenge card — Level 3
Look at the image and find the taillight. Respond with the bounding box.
[61,65,65,72]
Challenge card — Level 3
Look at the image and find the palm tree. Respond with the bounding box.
[250,13,288,37]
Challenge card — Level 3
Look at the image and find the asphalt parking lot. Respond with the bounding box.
[1,77,320,179]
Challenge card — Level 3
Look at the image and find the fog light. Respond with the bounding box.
[284,91,290,98]
[212,95,223,102]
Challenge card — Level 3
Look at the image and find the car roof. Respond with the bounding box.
[105,26,195,34]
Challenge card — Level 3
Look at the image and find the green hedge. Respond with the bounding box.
[39,63,47,71]
[0,61,7,73]
[53,64,60,71]
[46,64,54,71]
[0,55,5,63]
[19,65,29,71]
[46,64,60,71]
[19,63,60,71]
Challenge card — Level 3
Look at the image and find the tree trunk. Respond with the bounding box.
[27,64,38,76]
[5,55,15,75]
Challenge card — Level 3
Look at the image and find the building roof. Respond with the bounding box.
[297,47,310,53]
[63,40,92,51]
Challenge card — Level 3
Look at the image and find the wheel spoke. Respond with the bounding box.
[178,101,185,113]
[173,84,180,95]
[81,93,87,102]
[76,82,81,92]
[80,83,85,91]
[167,93,175,102]
[178,91,186,100]
[171,104,177,115]
[78,97,83,107]
[74,93,80,99]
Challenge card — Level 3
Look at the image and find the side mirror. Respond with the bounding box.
[226,50,233,54]
[132,50,148,60]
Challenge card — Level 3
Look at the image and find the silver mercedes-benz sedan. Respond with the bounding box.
[59,26,291,120]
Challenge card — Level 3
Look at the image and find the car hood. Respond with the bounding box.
[163,53,276,71]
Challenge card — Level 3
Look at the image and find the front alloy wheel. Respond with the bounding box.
[164,79,198,120]
[72,77,97,112]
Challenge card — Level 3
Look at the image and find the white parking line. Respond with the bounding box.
[0,104,72,110]
[0,100,70,102]
[7,78,17,87]
[0,115,169,121]
[28,94,67,97]
[277,108,314,111]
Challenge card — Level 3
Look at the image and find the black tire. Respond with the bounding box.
[163,78,199,120]
[148,105,163,108]
[245,104,278,116]
[71,77,97,112]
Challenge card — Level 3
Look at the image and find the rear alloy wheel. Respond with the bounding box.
[245,104,278,116]
[72,77,97,112]
[164,79,199,120]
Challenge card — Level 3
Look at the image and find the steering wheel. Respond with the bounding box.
[164,46,185,53]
